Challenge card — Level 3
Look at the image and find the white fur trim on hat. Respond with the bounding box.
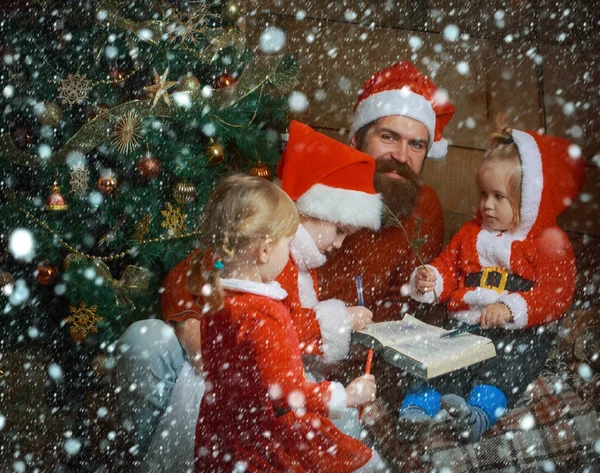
[349,88,435,149]
[409,265,443,303]
[296,183,383,231]
[314,299,352,363]
[328,381,348,419]
[512,130,543,239]
[427,138,449,159]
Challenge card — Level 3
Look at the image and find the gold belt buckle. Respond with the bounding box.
[480,266,508,293]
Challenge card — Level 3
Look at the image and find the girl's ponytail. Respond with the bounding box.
[487,113,515,153]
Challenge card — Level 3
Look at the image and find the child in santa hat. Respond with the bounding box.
[402,117,586,442]
[193,174,384,472]
[275,120,383,366]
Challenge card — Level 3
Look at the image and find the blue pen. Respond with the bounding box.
[355,275,365,307]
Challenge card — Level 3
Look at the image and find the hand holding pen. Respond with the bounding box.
[347,275,373,331]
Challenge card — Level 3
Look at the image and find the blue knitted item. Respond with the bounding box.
[467,384,507,424]
[400,386,442,418]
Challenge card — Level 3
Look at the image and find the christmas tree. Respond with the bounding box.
[0,0,296,347]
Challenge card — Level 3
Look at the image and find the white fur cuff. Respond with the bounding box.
[409,265,443,303]
[499,293,529,330]
[314,299,352,363]
[328,381,348,419]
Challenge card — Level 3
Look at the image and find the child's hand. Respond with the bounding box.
[347,306,373,331]
[415,267,436,293]
[478,303,512,328]
[345,374,376,408]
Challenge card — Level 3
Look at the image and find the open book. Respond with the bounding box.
[352,315,496,379]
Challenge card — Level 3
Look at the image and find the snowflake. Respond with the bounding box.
[57,72,92,105]
[161,203,188,236]
[112,110,142,154]
[69,166,89,197]
[7,65,26,89]
[65,302,102,337]
[167,12,206,46]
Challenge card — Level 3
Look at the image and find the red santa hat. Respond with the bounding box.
[511,129,586,238]
[277,120,382,230]
[349,61,456,159]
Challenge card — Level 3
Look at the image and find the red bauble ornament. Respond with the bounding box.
[97,172,118,194]
[136,153,161,180]
[214,73,237,89]
[37,262,59,286]
[45,183,68,211]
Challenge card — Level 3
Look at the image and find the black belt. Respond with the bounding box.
[465,267,533,293]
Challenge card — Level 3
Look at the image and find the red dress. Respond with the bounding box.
[195,282,372,473]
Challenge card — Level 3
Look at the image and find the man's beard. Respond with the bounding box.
[373,158,421,221]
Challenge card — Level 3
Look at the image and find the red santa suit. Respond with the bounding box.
[195,278,373,473]
[321,60,455,322]
[410,129,586,329]
[319,184,444,322]
[277,224,352,363]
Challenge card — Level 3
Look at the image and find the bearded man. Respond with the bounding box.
[320,61,455,322]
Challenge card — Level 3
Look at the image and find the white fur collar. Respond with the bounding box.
[221,278,287,300]
[289,224,327,271]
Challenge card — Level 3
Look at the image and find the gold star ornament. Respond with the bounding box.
[144,68,177,108]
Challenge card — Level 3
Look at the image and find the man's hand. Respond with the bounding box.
[478,303,512,328]
[415,267,436,293]
[345,374,376,407]
[347,306,373,331]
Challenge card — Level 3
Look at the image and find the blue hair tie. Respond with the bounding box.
[214,260,225,270]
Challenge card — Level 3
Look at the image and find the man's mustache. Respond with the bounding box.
[375,159,419,182]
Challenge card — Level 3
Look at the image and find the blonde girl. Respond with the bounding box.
[194,175,384,473]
